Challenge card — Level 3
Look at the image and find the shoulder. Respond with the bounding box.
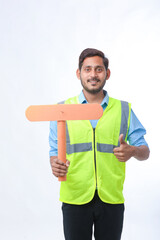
[59,95,79,104]
[109,96,131,107]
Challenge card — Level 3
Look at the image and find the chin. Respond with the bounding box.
[87,88,103,94]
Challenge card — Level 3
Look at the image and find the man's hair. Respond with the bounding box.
[78,48,109,71]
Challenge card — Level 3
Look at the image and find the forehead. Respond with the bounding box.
[82,56,104,67]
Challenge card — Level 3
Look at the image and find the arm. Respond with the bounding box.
[113,109,150,162]
[49,121,70,178]
[131,144,150,160]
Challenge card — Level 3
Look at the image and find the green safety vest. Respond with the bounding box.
[59,95,131,205]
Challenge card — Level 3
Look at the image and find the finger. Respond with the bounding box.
[51,162,67,171]
[119,134,125,145]
[53,171,67,177]
[52,166,68,176]
[113,148,124,154]
[54,158,66,166]
[114,153,124,159]
[114,155,125,162]
[52,164,67,172]
[66,160,70,167]
[113,147,120,153]
[117,159,126,162]
[115,155,128,162]
[50,158,67,169]
[118,157,128,162]
[53,168,68,175]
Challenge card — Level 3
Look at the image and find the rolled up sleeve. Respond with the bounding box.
[127,110,149,148]
[49,121,58,156]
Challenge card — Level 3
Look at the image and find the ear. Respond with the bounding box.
[76,69,81,80]
[106,69,111,80]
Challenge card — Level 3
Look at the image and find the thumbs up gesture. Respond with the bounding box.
[113,134,134,162]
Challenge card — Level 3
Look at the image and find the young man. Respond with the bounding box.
[49,48,149,240]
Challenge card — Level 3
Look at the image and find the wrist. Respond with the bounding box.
[131,145,137,158]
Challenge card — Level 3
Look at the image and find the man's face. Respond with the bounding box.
[76,56,110,94]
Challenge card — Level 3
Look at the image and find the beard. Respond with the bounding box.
[80,77,106,94]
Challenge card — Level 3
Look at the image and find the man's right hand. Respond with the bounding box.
[50,156,70,178]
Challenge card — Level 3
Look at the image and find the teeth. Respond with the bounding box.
[87,79,99,83]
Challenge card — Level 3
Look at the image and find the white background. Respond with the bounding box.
[0,0,160,239]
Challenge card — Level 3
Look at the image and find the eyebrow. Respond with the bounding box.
[83,65,104,68]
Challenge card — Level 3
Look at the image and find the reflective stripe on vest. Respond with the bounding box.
[66,100,129,154]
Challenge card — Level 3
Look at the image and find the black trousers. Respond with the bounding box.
[62,191,124,240]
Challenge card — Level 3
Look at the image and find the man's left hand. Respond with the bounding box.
[113,134,134,162]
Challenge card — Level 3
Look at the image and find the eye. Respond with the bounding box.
[84,67,91,72]
[96,67,103,72]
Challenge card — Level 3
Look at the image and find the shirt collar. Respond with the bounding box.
[79,90,109,106]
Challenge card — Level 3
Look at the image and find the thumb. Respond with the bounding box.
[66,160,70,167]
[119,134,125,145]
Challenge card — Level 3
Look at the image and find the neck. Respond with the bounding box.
[83,89,105,104]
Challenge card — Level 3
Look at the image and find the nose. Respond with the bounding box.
[90,68,97,77]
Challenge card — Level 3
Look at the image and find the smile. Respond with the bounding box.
[87,79,100,83]
[89,81,99,85]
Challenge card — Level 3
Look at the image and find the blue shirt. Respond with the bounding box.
[49,91,148,156]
